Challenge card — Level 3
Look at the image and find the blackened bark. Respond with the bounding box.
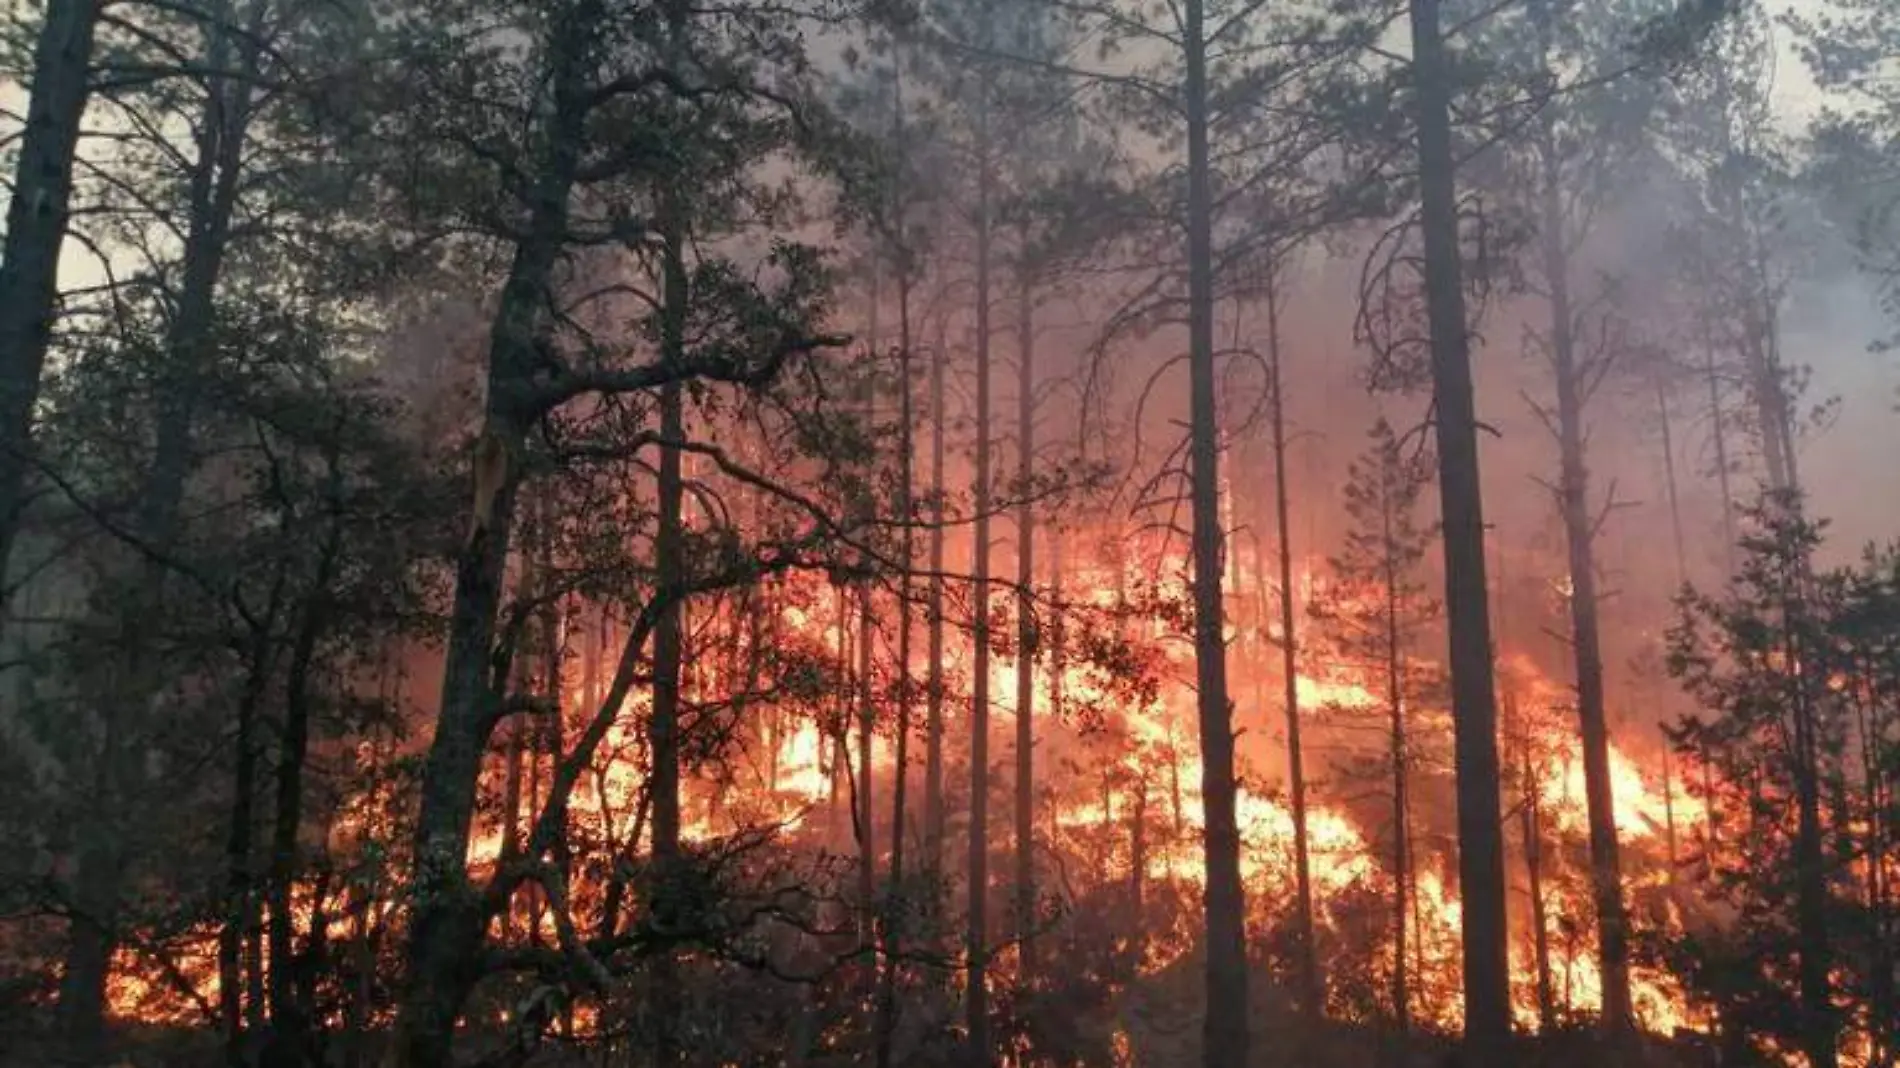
[1183,4,1249,1065]
[0,0,103,590]
[1407,0,1511,1051]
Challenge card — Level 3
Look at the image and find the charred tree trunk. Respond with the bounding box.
[1266,271,1319,1015]
[0,0,103,589]
[1183,4,1249,1065]
[1013,275,1037,981]
[1407,0,1512,1051]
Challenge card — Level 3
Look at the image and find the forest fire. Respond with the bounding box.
[8,1,1900,1066]
[90,548,1711,1050]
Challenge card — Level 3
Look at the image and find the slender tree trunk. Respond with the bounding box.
[925,312,948,881]
[1743,229,1798,496]
[1528,14,1631,1024]
[873,102,917,1061]
[0,0,103,590]
[1408,0,1511,1051]
[1385,498,1411,1036]
[858,576,876,941]
[1655,378,1689,588]
[966,62,996,1063]
[857,271,881,950]
[1183,4,1249,1065]
[1516,699,1556,1034]
[222,584,282,1065]
[264,518,342,1068]
[1013,275,1037,980]
[648,198,690,1067]
[1129,778,1148,959]
[1662,738,1679,883]
[1787,610,1837,1068]
[498,726,524,937]
[1702,327,1738,576]
[1266,272,1319,1014]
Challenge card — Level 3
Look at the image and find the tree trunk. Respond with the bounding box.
[0,0,103,590]
[648,201,690,1066]
[873,103,917,1061]
[1385,497,1411,1036]
[264,518,342,1068]
[222,582,282,1065]
[966,64,995,1064]
[1528,12,1631,1024]
[857,577,876,942]
[1520,721,1556,1034]
[141,0,254,553]
[1266,271,1319,1015]
[1130,779,1148,959]
[1655,378,1689,588]
[1788,614,1837,1068]
[1013,276,1037,981]
[1742,229,1798,496]
[925,312,948,882]
[391,15,591,1058]
[1183,4,1249,1065]
[1407,0,1512,1051]
[1701,325,1738,576]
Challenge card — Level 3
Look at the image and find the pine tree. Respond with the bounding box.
[1668,493,1841,1068]
[1311,418,1441,1033]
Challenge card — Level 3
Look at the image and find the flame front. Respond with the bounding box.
[98,533,1719,1052]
